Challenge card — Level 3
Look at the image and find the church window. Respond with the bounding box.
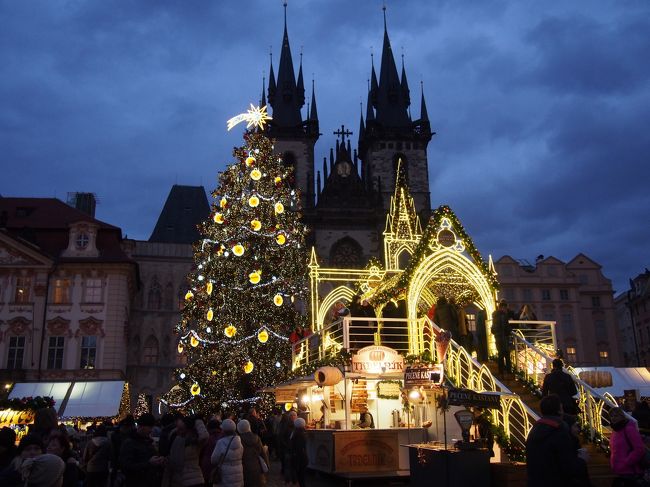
[330,237,363,268]
[282,151,297,168]
[148,279,162,310]
[163,282,174,310]
[143,336,159,365]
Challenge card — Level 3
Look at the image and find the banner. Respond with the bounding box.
[351,346,404,375]
[447,388,501,409]
[404,364,444,388]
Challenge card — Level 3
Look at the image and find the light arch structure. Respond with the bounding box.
[316,285,356,330]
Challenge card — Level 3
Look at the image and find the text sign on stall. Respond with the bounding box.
[404,364,444,388]
[351,346,404,376]
[447,388,502,410]
[0,409,34,428]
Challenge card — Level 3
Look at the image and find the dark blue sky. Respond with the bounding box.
[1,0,649,293]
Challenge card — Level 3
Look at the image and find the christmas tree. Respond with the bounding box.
[171,123,308,412]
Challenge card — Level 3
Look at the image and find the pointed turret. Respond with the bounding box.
[309,80,318,122]
[358,103,366,140]
[260,77,267,107]
[401,55,411,108]
[419,81,429,122]
[268,3,304,128]
[268,58,276,103]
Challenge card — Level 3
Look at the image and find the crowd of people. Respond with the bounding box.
[0,406,309,487]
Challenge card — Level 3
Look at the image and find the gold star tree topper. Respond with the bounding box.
[227,104,272,131]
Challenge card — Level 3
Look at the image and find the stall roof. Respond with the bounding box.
[60,381,125,418]
[573,367,650,397]
[9,382,72,414]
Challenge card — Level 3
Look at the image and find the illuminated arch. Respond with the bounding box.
[407,248,497,354]
[317,285,356,330]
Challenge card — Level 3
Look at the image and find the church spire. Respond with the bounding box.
[420,81,429,122]
[309,79,318,122]
[268,2,304,128]
[260,76,266,107]
[401,53,411,112]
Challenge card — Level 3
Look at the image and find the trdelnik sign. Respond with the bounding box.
[351,346,404,375]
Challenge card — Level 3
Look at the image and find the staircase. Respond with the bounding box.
[486,359,615,486]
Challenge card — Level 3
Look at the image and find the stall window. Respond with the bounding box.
[7,336,25,369]
[80,336,97,369]
[52,278,71,304]
[14,276,31,303]
[47,336,65,369]
[85,278,103,303]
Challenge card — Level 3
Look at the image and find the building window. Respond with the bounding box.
[163,283,174,310]
[592,296,601,308]
[599,350,609,365]
[14,276,31,303]
[84,278,103,303]
[76,233,90,249]
[542,290,551,301]
[523,289,532,301]
[52,279,71,304]
[143,336,159,365]
[7,336,25,369]
[566,347,577,363]
[148,280,162,310]
[47,336,65,369]
[560,289,569,301]
[80,336,97,369]
[561,313,575,336]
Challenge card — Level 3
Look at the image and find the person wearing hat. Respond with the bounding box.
[491,299,515,376]
[0,434,44,486]
[210,419,243,487]
[237,419,269,487]
[21,453,65,487]
[119,413,165,487]
[290,418,308,487]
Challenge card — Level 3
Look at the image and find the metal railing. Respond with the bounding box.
[511,323,619,445]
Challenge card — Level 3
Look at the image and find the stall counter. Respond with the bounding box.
[306,427,427,477]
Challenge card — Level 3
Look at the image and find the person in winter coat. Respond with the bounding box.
[0,434,44,487]
[45,433,79,487]
[119,413,166,487]
[237,419,269,487]
[609,407,647,486]
[278,411,297,484]
[81,425,112,487]
[475,309,489,362]
[541,359,579,416]
[525,395,587,487]
[491,300,514,375]
[200,420,222,486]
[433,297,459,338]
[167,416,209,487]
[21,453,65,487]
[290,418,308,487]
[210,419,243,487]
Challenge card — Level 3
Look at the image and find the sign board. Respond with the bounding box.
[0,409,34,428]
[404,364,444,388]
[447,388,501,410]
[334,431,399,473]
[274,389,297,404]
[376,381,401,399]
[351,346,404,376]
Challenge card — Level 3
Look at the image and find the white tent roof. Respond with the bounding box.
[60,381,125,418]
[573,367,650,397]
[9,382,72,413]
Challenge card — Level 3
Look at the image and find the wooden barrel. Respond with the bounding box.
[315,366,343,386]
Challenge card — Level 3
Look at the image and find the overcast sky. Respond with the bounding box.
[1,0,649,293]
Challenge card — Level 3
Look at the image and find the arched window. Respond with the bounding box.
[148,278,161,310]
[143,336,159,365]
[177,285,185,311]
[163,282,174,310]
[330,237,363,268]
[397,248,411,270]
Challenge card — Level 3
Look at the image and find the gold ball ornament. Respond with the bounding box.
[274,202,284,214]
[190,383,201,396]
[206,309,214,321]
[224,325,237,338]
[245,156,256,167]
[249,271,261,284]
[284,402,293,412]
[258,329,269,343]
[220,197,227,208]
[211,370,217,376]
[251,219,262,231]
[276,234,286,245]
[248,196,260,208]
[185,290,193,301]
[232,244,245,256]
[190,335,199,347]
[213,213,225,224]
[250,169,262,181]
[274,294,284,306]
[274,176,282,185]
[244,361,254,374]
[177,343,184,354]
[206,282,213,295]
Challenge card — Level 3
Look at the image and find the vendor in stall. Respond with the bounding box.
[358,409,375,429]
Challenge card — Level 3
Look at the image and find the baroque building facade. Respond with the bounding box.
[0,196,137,387]
[495,254,621,366]
[615,269,650,366]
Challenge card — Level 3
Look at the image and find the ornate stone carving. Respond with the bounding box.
[76,317,105,337]
[3,317,33,342]
[0,243,39,265]
[46,317,72,337]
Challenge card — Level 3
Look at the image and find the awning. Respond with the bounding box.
[9,382,72,414]
[573,367,650,397]
[60,381,125,418]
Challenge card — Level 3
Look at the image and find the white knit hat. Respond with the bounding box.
[294,417,306,429]
[237,419,251,434]
[221,418,236,433]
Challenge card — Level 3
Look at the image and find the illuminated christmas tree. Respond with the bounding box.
[171,121,308,412]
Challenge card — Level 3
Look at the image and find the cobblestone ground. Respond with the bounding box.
[264,460,410,487]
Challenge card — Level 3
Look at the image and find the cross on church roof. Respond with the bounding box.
[333,125,353,143]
